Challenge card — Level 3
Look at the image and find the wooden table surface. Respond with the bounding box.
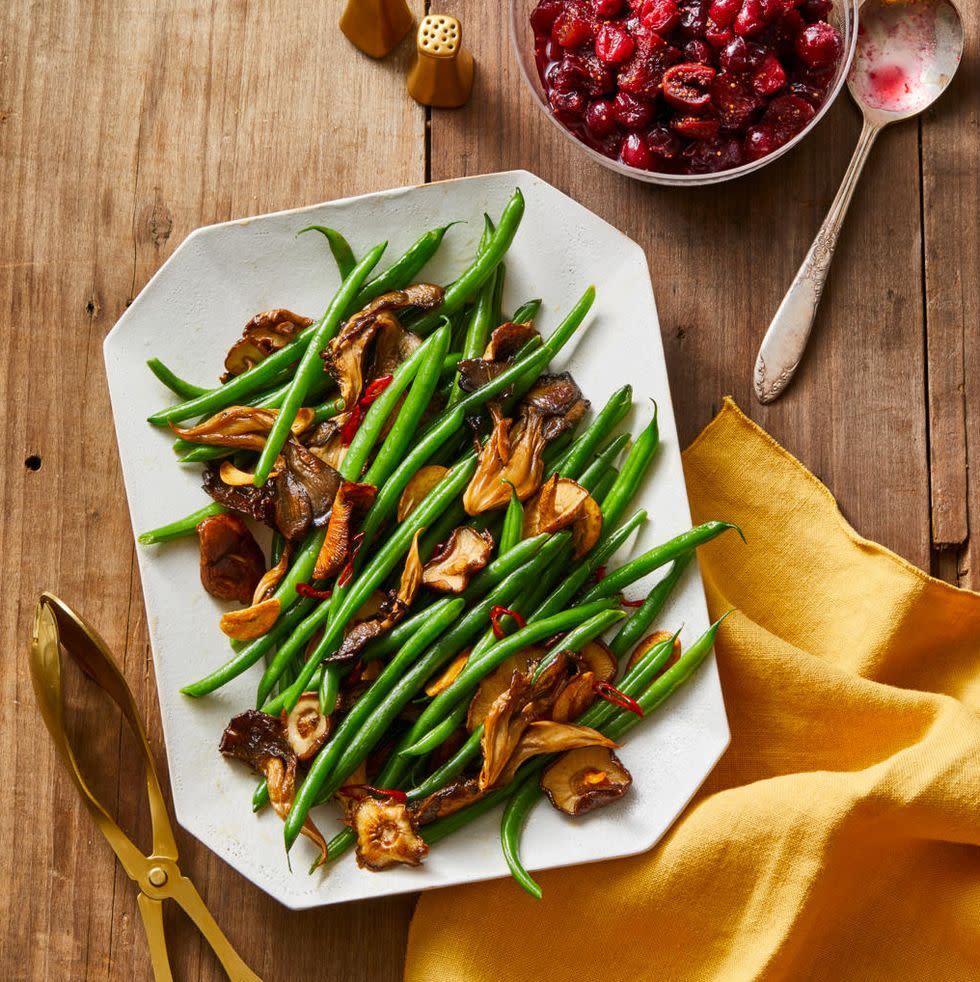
[2,1,977,979]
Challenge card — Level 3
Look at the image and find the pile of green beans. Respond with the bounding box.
[138,190,742,886]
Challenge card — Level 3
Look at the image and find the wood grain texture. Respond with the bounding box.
[0,0,976,979]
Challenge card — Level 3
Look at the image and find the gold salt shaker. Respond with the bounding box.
[407,14,474,108]
[340,0,414,59]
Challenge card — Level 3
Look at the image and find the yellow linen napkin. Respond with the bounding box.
[406,398,980,981]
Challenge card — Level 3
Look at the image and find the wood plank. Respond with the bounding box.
[429,3,931,571]
[923,2,978,587]
[0,1,425,979]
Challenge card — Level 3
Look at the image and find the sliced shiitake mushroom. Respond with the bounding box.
[523,475,602,559]
[579,639,618,682]
[627,631,681,674]
[271,440,343,542]
[221,308,313,381]
[284,692,332,761]
[550,670,598,723]
[196,513,266,603]
[347,796,428,871]
[412,776,484,825]
[422,526,494,593]
[425,650,469,697]
[494,721,618,789]
[541,746,632,816]
[313,480,377,579]
[456,321,539,395]
[397,465,448,522]
[173,405,314,451]
[465,646,546,731]
[202,464,275,525]
[219,710,328,863]
[219,597,281,641]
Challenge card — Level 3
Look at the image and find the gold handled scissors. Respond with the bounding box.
[29,593,262,982]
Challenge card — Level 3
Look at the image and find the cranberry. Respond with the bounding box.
[677,0,709,38]
[708,0,740,28]
[767,8,806,58]
[796,22,841,69]
[549,87,588,120]
[759,0,790,23]
[762,92,815,138]
[788,79,825,105]
[744,123,780,159]
[800,0,832,20]
[683,135,744,172]
[596,23,637,62]
[620,132,654,168]
[685,39,714,63]
[710,72,760,129]
[556,51,615,94]
[734,0,765,37]
[705,23,734,48]
[554,12,596,47]
[585,98,621,136]
[752,52,786,95]
[594,0,627,15]
[646,124,682,160]
[531,0,564,33]
[672,114,721,138]
[718,36,763,73]
[618,32,682,98]
[640,0,681,33]
[663,62,716,112]
[612,90,656,128]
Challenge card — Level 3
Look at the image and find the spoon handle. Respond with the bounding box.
[754,118,881,404]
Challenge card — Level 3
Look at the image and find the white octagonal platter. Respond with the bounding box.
[104,170,729,909]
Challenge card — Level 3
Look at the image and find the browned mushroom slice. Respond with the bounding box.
[251,544,292,605]
[412,777,484,825]
[479,655,571,790]
[523,475,602,559]
[495,722,619,788]
[522,372,590,443]
[313,480,378,579]
[371,312,424,379]
[284,693,332,761]
[221,308,314,382]
[202,464,275,525]
[304,414,348,471]
[397,465,449,522]
[422,526,494,593]
[347,796,429,871]
[550,670,598,723]
[626,631,682,674]
[329,530,424,663]
[196,513,266,603]
[424,650,469,698]
[271,441,343,542]
[465,646,547,731]
[173,405,314,451]
[456,321,539,395]
[541,746,633,816]
[579,639,618,682]
[219,710,328,864]
[219,597,281,641]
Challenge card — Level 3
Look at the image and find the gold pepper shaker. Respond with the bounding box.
[407,14,474,109]
[340,0,414,59]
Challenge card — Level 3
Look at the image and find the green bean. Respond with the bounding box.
[577,433,631,492]
[599,404,659,531]
[284,598,464,851]
[511,299,542,325]
[411,602,622,735]
[147,358,208,400]
[440,352,463,379]
[360,286,595,547]
[273,456,478,715]
[251,779,269,812]
[423,787,512,845]
[407,729,482,801]
[298,225,356,278]
[318,656,343,714]
[553,385,633,480]
[590,466,618,504]
[491,261,506,329]
[181,595,317,698]
[579,522,743,604]
[148,226,451,426]
[530,509,648,624]
[253,244,387,484]
[610,554,692,659]
[361,322,451,487]
[500,773,545,898]
[137,502,226,545]
[408,189,525,337]
[400,701,469,759]
[499,484,524,555]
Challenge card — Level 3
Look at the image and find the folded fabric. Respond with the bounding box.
[406,398,980,981]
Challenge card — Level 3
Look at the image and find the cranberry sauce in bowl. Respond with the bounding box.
[528,0,846,177]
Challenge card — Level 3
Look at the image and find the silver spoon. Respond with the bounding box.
[753,0,964,404]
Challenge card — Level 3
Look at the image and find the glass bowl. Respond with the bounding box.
[509,0,860,187]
